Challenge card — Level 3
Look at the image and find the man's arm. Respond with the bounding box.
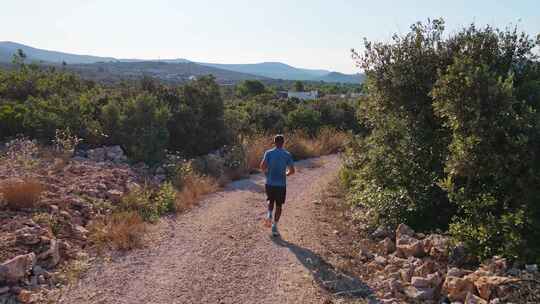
[286,154,295,176]
[260,159,268,172]
[286,165,295,176]
[260,152,268,172]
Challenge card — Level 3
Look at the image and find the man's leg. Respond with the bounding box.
[265,185,274,227]
[267,199,275,219]
[271,187,286,237]
[274,203,282,223]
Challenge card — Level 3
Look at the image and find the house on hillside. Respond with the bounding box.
[349,92,365,99]
[287,90,318,100]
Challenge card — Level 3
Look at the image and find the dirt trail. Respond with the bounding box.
[59,154,371,304]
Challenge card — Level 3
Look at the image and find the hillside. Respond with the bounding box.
[0,41,115,64]
[199,62,328,80]
[199,61,361,83]
[0,42,363,84]
[66,61,269,84]
[312,71,365,83]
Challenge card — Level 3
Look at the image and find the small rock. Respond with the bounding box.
[387,278,402,294]
[71,225,89,241]
[473,276,511,300]
[374,255,387,266]
[482,256,507,275]
[443,275,475,302]
[381,237,395,254]
[15,233,41,246]
[0,253,36,284]
[400,267,414,283]
[0,286,9,294]
[404,286,435,301]
[371,226,392,239]
[449,243,468,267]
[87,147,106,162]
[396,223,415,240]
[38,239,60,269]
[525,264,538,273]
[396,235,424,258]
[38,274,46,285]
[447,267,469,278]
[414,260,437,277]
[357,249,374,261]
[106,189,124,203]
[411,276,431,288]
[506,268,519,276]
[465,292,488,304]
[17,289,32,303]
[49,205,59,214]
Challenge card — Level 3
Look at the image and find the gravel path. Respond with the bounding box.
[59,155,348,304]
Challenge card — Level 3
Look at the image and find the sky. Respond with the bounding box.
[1,0,539,74]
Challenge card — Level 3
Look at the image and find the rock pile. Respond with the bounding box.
[0,151,143,303]
[80,145,127,163]
[360,224,531,303]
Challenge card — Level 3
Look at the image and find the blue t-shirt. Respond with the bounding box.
[263,147,294,187]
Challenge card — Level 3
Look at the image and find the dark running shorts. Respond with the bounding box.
[265,185,287,205]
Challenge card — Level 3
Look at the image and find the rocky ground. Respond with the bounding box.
[2,141,539,304]
[315,180,540,304]
[0,142,148,303]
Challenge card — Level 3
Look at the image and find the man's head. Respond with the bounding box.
[274,134,285,148]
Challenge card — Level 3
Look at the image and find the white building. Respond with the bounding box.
[287,90,319,100]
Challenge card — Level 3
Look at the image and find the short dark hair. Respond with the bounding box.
[274,134,284,146]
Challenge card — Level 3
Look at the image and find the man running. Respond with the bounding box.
[260,134,295,237]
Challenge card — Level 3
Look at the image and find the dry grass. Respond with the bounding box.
[244,135,273,172]
[0,178,44,210]
[244,129,349,172]
[175,173,219,213]
[313,128,350,155]
[89,211,147,251]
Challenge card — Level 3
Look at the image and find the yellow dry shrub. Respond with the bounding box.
[175,173,218,213]
[0,178,44,210]
[89,211,147,251]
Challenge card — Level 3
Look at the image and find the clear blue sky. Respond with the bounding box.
[1,0,538,73]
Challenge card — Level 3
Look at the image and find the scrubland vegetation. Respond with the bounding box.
[0,55,355,252]
[342,19,540,263]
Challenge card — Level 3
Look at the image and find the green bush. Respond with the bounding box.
[120,187,160,223]
[155,182,177,214]
[167,76,229,157]
[286,106,322,136]
[120,93,170,164]
[345,19,540,262]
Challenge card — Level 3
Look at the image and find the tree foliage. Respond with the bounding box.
[345,19,540,262]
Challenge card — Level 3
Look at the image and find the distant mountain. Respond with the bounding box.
[67,61,269,84]
[0,41,363,84]
[0,41,115,64]
[199,62,329,81]
[199,61,361,83]
[312,72,365,83]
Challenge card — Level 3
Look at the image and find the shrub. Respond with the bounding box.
[243,134,273,172]
[175,173,218,213]
[119,186,160,223]
[32,212,61,236]
[167,76,229,157]
[89,211,146,251]
[222,144,248,180]
[314,128,349,155]
[286,106,322,136]
[155,182,177,214]
[1,178,44,210]
[120,93,170,165]
[345,19,540,262]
